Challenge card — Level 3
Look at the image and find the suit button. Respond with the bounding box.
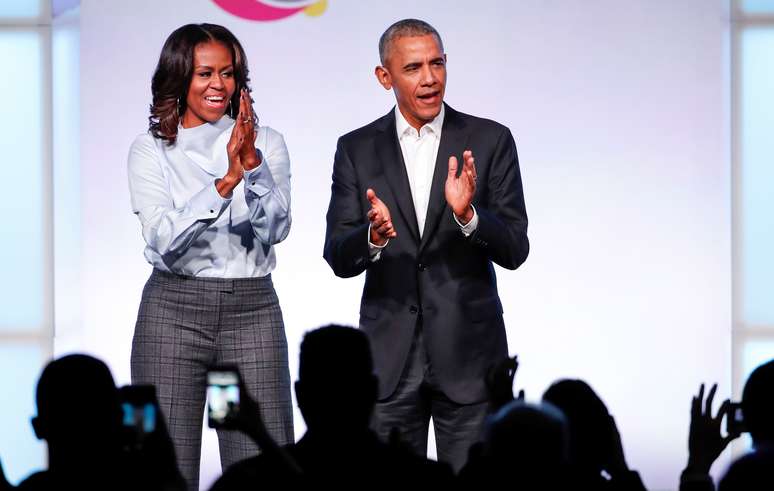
[417,262,426,271]
[409,306,418,314]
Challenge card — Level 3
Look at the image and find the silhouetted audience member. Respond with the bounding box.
[0,458,10,491]
[679,383,738,491]
[542,379,646,491]
[16,354,126,490]
[682,359,774,491]
[739,359,774,451]
[460,399,570,489]
[14,354,184,491]
[717,447,774,491]
[12,346,772,490]
[211,325,453,489]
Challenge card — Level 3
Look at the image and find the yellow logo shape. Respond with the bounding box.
[303,0,327,17]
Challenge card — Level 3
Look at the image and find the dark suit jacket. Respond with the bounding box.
[324,104,529,404]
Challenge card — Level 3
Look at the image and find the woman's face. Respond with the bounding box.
[182,41,236,128]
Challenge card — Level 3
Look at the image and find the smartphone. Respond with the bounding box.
[119,385,157,449]
[207,366,241,428]
[726,401,747,435]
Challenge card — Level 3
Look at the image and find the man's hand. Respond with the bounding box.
[367,188,396,246]
[232,381,303,476]
[445,150,477,224]
[686,383,738,474]
[485,355,518,410]
[233,380,270,446]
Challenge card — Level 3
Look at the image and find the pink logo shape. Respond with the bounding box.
[213,0,305,21]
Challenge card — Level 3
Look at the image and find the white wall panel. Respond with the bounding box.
[0,31,45,332]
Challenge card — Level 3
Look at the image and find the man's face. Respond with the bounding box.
[376,34,446,130]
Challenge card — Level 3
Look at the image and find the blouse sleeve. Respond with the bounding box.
[127,134,231,257]
[243,127,291,245]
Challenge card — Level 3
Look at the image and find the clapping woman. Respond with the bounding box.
[127,24,293,491]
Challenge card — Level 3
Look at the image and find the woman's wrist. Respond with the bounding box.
[216,172,242,197]
[242,147,262,171]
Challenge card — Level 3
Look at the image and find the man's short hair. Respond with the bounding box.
[379,18,444,65]
[34,354,121,443]
[299,324,373,386]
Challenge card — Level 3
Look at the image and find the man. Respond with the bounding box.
[17,354,184,491]
[324,19,529,471]
[210,325,453,489]
[680,360,774,491]
[459,400,571,489]
[17,355,126,490]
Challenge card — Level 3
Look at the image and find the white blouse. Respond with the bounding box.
[127,116,291,278]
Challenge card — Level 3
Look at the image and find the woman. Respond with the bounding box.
[127,23,293,490]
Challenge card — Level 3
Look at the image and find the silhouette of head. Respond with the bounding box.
[295,325,378,435]
[542,379,613,471]
[742,359,774,446]
[482,399,569,484]
[31,354,123,467]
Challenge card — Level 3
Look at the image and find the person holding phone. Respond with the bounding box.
[127,23,293,491]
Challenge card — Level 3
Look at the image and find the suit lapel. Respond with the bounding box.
[419,104,469,253]
[375,110,421,244]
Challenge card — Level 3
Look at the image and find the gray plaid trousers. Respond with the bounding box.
[131,269,294,491]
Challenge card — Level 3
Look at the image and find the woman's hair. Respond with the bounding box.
[148,23,251,145]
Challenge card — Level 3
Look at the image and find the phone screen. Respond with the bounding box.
[119,385,157,434]
[726,401,747,435]
[207,370,241,428]
[122,401,157,434]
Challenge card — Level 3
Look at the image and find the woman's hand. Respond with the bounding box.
[216,93,248,197]
[238,89,261,171]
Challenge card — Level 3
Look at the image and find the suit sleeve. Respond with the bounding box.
[467,127,529,270]
[323,137,371,278]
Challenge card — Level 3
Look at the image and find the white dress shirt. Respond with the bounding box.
[369,105,478,259]
[127,116,291,278]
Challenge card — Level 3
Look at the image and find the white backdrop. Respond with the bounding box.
[64,1,731,489]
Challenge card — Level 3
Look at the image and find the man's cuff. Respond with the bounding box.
[453,204,479,237]
[368,224,389,262]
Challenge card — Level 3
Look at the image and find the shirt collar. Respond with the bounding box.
[173,115,234,176]
[395,103,445,139]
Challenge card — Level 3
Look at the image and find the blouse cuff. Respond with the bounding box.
[195,180,231,220]
[244,155,275,198]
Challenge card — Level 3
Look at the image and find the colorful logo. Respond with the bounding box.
[213,0,327,22]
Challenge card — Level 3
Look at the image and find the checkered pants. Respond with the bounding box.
[131,269,294,491]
